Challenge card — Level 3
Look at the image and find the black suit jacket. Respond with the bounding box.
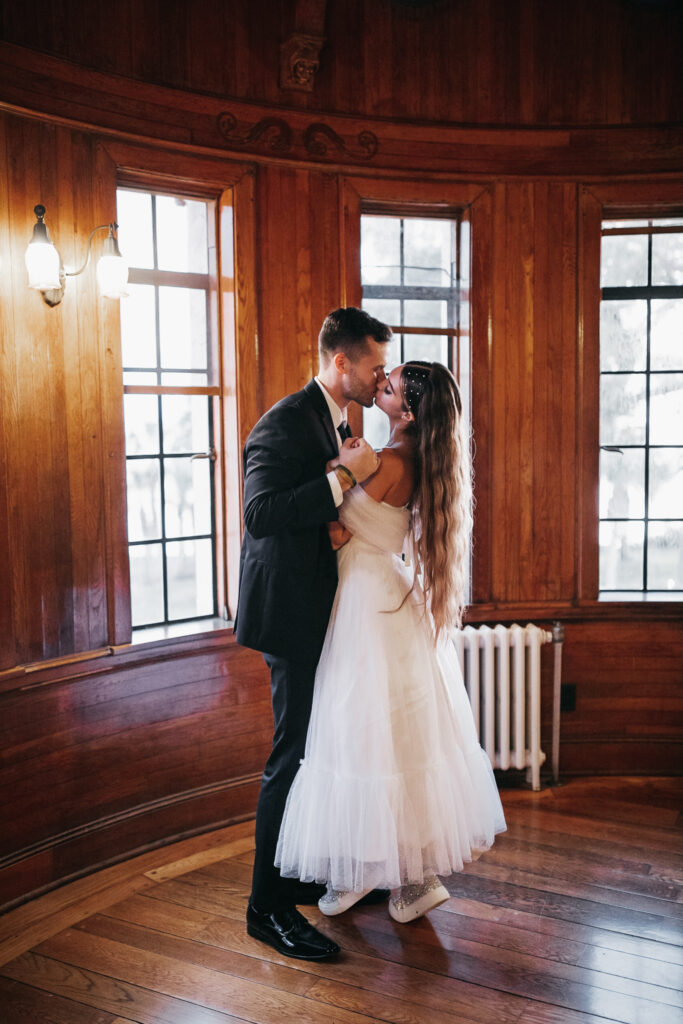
[234,379,344,661]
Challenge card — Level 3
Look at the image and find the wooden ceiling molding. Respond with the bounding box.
[0,42,682,177]
[280,0,327,92]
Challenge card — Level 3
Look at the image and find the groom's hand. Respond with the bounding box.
[338,437,379,484]
[327,521,352,550]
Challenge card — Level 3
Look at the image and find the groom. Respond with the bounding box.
[235,307,392,960]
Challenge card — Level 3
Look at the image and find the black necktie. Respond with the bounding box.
[337,423,350,445]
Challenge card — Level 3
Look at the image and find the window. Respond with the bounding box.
[360,212,470,448]
[117,188,221,629]
[599,217,683,600]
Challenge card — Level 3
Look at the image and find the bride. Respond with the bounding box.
[275,360,506,922]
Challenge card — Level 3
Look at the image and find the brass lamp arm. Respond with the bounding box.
[66,223,117,277]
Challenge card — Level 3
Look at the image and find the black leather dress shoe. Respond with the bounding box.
[246,903,340,961]
[356,888,390,906]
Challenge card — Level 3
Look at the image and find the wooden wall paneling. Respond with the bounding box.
[256,165,287,413]
[577,187,605,602]
[469,185,494,607]
[530,182,578,602]
[2,0,682,125]
[7,116,76,663]
[530,180,552,600]
[309,171,343,341]
[93,142,130,647]
[490,183,536,604]
[0,637,271,908]
[67,131,112,652]
[558,619,683,775]
[0,115,17,669]
[292,167,315,387]
[232,168,260,442]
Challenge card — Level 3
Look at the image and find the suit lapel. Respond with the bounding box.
[304,378,339,458]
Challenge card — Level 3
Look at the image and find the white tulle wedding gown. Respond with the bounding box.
[275,485,506,893]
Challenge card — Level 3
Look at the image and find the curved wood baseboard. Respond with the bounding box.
[0,773,262,913]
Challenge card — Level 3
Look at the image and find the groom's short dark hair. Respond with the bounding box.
[318,307,392,364]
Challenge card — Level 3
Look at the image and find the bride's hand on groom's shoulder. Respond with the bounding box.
[327,521,352,550]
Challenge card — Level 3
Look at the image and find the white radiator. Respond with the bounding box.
[453,623,555,791]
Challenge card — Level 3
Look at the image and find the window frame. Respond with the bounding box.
[96,141,258,647]
[341,177,494,605]
[119,187,221,630]
[578,181,683,612]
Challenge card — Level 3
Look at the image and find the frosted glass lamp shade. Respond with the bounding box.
[96,230,128,298]
[25,238,61,291]
[97,253,129,298]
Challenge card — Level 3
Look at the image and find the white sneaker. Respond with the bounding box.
[318,886,372,916]
[388,876,450,923]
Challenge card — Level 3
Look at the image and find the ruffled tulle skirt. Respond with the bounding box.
[275,536,506,892]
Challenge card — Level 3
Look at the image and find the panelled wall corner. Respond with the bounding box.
[0,0,682,908]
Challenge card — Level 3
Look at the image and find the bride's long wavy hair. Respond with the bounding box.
[400,360,472,636]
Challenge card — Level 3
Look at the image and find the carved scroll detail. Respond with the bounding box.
[216,112,379,161]
[217,113,293,153]
[304,123,379,160]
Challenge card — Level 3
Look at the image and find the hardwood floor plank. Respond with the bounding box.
[502,820,682,874]
[136,891,529,1024]
[444,872,683,944]
[143,837,256,883]
[0,822,256,966]
[2,779,680,1024]
[0,951,248,1024]
[439,893,683,966]
[463,858,683,918]
[0,974,119,1024]
[81,913,485,1024]
[30,929,386,1024]
[502,806,683,854]
[319,909,683,1024]
[482,836,681,900]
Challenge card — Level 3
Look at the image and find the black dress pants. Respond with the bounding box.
[250,652,319,912]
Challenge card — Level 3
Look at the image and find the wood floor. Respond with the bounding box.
[0,777,681,1024]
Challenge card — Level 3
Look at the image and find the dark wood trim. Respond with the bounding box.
[1,43,682,177]
[0,772,262,876]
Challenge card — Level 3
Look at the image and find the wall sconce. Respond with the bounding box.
[25,204,128,307]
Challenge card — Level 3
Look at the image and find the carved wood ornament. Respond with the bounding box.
[280,0,327,92]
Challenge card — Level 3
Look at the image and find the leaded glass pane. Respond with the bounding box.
[129,543,164,626]
[156,195,208,273]
[599,448,645,519]
[159,286,208,370]
[164,457,212,538]
[649,449,683,519]
[600,234,648,288]
[599,521,644,590]
[648,523,683,590]
[600,374,647,446]
[121,284,157,368]
[649,373,683,445]
[116,190,154,269]
[651,299,683,371]
[124,395,160,455]
[652,233,683,286]
[361,217,401,285]
[126,459,162,541]
[167,539,214,619]
[161,395,210,454]
[404,219,452,286]
[599,300,647,372]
